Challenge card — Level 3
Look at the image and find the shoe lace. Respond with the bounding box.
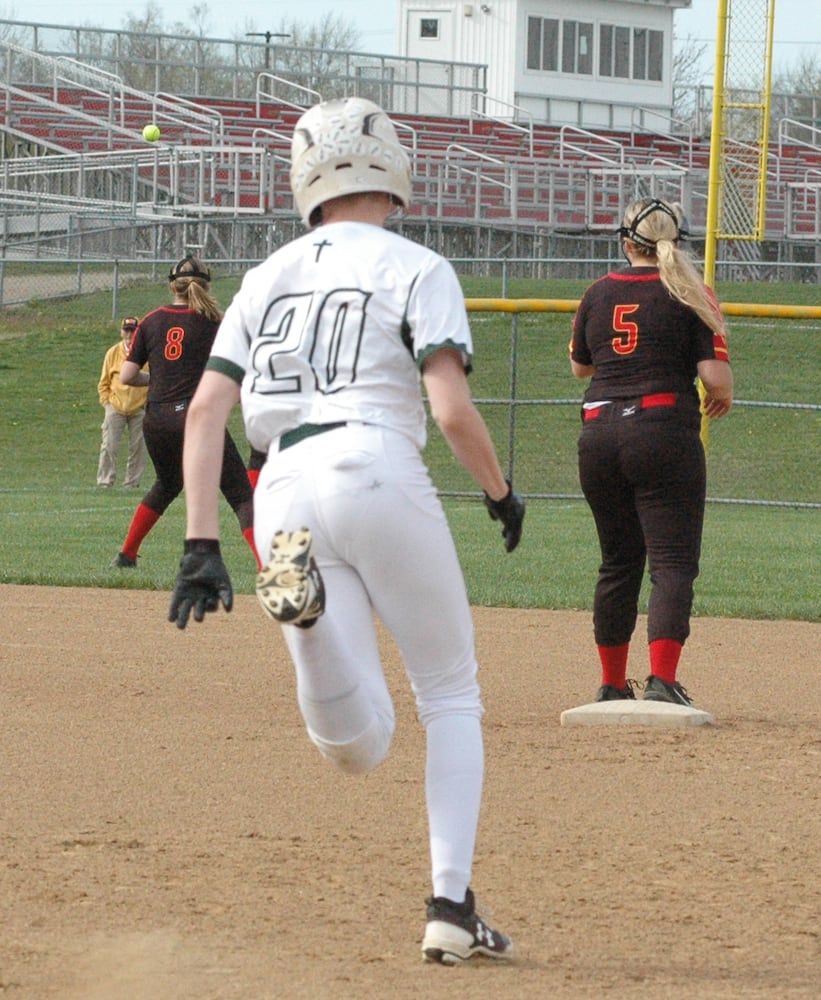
[645,675,692,704]
[673,681,692,703]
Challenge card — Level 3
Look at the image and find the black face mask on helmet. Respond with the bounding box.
[168,254,211,282]
[617,199,690,256]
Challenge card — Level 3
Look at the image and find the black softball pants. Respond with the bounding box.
[141,399,253,525]
[577,399,706,647]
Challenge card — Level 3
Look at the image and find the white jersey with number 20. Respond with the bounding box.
[210,221,473,454]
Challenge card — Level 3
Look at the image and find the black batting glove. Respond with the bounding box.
[483,480,525,553]
[169,539,233,630]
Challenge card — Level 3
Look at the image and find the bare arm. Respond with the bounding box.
[698,359,734,418]
[571,359,594,379]
[422,348,508,501]
[120,360,149,387]
[183,370,241,539]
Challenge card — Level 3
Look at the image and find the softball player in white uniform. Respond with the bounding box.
[170,98,524,964]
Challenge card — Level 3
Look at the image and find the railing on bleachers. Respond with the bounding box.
[1,32,820,247]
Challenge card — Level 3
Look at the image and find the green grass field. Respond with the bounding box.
[1,273,818,621]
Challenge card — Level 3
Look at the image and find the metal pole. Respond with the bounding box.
[700,0,732,451]
[703,0,730,288]
[112,260,120,319]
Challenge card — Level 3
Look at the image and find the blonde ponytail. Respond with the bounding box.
[178,277,222,323]
[168,255,223,323]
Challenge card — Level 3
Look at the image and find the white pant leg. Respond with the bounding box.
[97,407,126,485]
[256,434,395,775]
[256,424,482,722]
[325,427,484,901]
[123,410,147,487]
[311,425,481,724]
[281,562,395,775]
[255,424,484,899]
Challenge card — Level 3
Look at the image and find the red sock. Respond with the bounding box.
[649,639,683,684]
[247,468,260,490]
[243,527,262,571]
[121,503,160,559]
[597,643,630,688]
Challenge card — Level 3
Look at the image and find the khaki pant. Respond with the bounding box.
[97,405,146,487]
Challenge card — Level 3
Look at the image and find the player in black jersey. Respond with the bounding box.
[111,256,259,569]
[570,198,733,708]
[246,447,266,490]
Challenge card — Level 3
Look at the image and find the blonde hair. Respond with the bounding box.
[621,199,724,333]
[169,255,222,323]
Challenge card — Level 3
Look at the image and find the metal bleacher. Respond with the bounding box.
[1,38,820,249]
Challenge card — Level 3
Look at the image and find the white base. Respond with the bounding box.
[560,699,715,728]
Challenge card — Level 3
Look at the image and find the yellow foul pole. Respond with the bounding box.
[700,0,732,447]
[703,0,731,288]
[757,2,777,231]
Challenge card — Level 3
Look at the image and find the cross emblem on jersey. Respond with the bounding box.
[313,239,332,262]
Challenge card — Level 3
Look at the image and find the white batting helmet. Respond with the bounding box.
[290,98,412,227]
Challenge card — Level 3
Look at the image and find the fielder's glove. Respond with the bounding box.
[483,480,525,553]
[169,539,233,630]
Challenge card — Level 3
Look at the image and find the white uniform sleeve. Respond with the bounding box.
[209,277,255,376]
[406,256,473,368]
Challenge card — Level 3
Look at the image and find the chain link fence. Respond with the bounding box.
[1,254,818,511]
[1,221,819,311]
[2,255,820,312]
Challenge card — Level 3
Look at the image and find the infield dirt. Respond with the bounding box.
[2,585,818,999]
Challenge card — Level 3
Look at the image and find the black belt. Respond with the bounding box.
[278,421,348,451]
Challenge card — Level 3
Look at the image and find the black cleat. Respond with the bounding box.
[422,888,513,964]
[111,552,137,568]
[595,680,637,702]
[643,675,693,706]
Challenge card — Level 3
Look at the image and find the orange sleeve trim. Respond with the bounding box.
[713,331,730,361]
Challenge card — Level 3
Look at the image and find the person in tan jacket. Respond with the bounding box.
[96,317,149,487]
